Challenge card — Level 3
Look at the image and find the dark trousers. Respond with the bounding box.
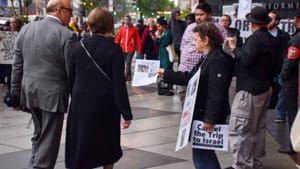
[29,108,64,169]
[175,47,181,64]
[145,49,158,60]
[124,52,134,81]
[0,64,5,83]
[192,148,221,169]
[282,87,298,131]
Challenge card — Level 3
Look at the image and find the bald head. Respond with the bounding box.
[47,0,70,10]
[46,0,72,26]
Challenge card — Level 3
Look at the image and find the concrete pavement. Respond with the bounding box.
[0,83,298,169]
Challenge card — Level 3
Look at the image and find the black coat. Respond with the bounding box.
[233,28,278,95]
[163,48,233,124]
[65,35,132,169]
[281,28,300,88]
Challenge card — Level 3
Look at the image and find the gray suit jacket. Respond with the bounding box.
[11,16,76,113]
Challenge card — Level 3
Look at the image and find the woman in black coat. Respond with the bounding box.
[158,22,233,169]
[65,8,132,169]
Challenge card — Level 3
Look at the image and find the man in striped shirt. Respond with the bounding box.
[179,2,227,72]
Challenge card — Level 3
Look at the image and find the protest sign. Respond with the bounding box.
[191,120,229,151]
[132,59,160,87]
[175,68,201,151]
[0,31,18,64]
[213,17,295,43]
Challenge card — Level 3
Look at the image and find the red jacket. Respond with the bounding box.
[115,24,142,53]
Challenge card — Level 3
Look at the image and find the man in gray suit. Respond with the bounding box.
[10,0,76,168]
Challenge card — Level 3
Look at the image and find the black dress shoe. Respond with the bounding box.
[165,91,174,96]
[224,167,235,169]
[278,147,296,154]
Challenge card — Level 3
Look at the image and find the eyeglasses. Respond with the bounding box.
[60,7,73,13]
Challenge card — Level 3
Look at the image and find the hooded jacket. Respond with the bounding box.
[115,24,142,53]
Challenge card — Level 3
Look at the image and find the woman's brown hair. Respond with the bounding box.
[88,7,114,34]
[192,21,224,49]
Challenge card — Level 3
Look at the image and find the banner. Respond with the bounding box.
[237,0,252,19]
[0,31,18,64]
[213,17,295,42]
[191,120,229,151]
[175,68,201,151]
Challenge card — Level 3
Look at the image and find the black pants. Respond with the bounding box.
[282,86,297,131]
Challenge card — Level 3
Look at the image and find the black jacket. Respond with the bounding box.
[163,47,233,124]
[280,28,300,88]
[273,27,291,74]
[233,28,278,95]
[170,9,186,49]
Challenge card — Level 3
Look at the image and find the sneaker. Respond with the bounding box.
[274,117,285,123]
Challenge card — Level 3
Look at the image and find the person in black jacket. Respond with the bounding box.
[158,21,233,169]
[278,9,300,155]
[170,9,186,64]
[65,7,132,169]
[267,11,291,123]
[225,7,279,169]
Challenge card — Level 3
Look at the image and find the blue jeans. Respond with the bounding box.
[192,148,221,169]
[136,52,144,59]
[275,89,286,118]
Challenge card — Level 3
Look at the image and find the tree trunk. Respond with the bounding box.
[10,0,17,16]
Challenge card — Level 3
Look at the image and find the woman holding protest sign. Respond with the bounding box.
[158,21,233,169]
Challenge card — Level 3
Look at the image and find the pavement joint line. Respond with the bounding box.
[125,141,177,150]
[121,125,179,135]
[0,143,27,150]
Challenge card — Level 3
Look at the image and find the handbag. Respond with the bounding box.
[3,92,20,107]
[157,79,169,95]
[290,108,300,152]
[166,44,176,63]
[80,40,111,81]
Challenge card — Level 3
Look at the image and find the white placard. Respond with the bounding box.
[191,120,229,151]
[0,31,18,64]
[175,68,201,151]
[238,0,252,19]
[132,59,160,87]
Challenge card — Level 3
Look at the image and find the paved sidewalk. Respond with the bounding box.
[0,84,297,169]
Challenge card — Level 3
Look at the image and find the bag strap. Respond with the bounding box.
[80,40,111,81]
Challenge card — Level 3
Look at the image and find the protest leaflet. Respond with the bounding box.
[132,59,160,87]
[175,68,201,151]
[0,31,18,64]
[191,120,229,151]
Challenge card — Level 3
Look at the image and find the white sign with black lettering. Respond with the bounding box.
[0,31,17,64]
[191,120,229,151]
[175,68,201,151]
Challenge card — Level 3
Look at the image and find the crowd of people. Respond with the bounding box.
[1,0,300,169]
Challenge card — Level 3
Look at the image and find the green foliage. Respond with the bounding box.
[181,4,191,20]
[8,0,32,19]
[81,0,101,16]
[136,0,175,18]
